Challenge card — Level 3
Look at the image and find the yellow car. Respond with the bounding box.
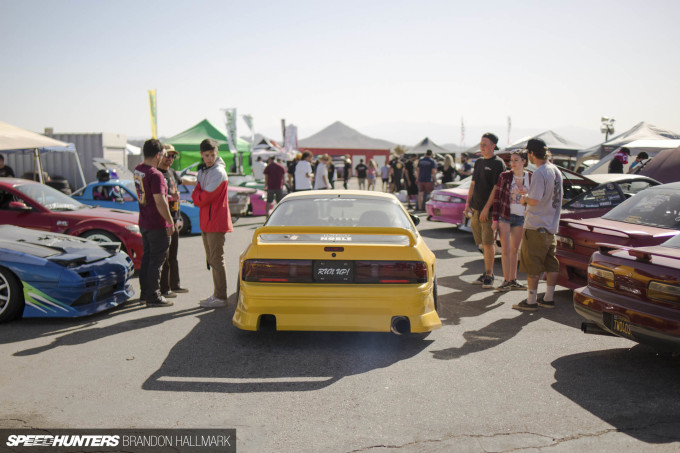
[233,190,442,335]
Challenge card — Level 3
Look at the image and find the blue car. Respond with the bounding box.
[0,225,135,322]
[71,179,202,235]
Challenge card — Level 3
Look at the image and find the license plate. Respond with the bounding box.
[314,261,353,282]
[610,315,632,338]
[434,209,441,216]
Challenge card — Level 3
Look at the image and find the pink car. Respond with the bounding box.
[426,177,471,227]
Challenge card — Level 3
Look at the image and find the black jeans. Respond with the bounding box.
[140,228,170,303]
[161,226,180,293]
[160,228,180,293]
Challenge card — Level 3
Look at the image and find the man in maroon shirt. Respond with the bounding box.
[134,139,175,307]
[264,156,287,215]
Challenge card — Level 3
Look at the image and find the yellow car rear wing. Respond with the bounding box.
[252,226,418,247]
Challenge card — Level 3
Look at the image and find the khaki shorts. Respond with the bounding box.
[470,209,495,246]
[519,228,559,276]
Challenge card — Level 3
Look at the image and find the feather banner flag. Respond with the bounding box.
[148,89,158,139]
[224,108,238,154]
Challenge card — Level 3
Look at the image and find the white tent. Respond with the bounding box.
[582,139,680,175]
[407,137,451,156]
[578,122,680,162]
[0,120,86,187]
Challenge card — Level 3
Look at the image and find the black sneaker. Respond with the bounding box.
[472,273,486,285]
[508,280,527,291]
[172,287,189,293]
[496,280,512,292]
[537,296,555,309]
[146,297,174,307]
[161,291,178,298]
[482,274,495,289]
[512,300,538,312]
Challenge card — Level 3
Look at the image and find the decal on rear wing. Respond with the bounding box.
[252,226,417,247]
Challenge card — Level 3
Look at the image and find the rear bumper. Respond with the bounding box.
[233,282,442,333]
[556,248,590,289]
[425,201,464,225]
[574,285,680,351]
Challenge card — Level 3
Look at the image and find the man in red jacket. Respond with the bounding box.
[191,139,233,308]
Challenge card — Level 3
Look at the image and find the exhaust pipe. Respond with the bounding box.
[581,322,616,337]
[391,316,410,335]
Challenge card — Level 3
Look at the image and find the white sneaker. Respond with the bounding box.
[200,295,228,308]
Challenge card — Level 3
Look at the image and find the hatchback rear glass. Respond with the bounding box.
[266,197,414,231]
[602,188,680,229]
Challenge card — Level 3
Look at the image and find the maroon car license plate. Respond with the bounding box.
[610,315,633,338]
[314,261,353,282]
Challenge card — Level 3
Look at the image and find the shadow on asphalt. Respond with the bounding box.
[2,301,204,355]
[551,346,680,444]
[430,290,579,361]
[142,297,432,393]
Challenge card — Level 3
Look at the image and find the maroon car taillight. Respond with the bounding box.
[355,261,428,284]
[242,259,313,283]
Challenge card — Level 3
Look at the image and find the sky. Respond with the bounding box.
[1,0,679,149]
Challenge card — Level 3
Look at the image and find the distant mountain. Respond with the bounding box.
[299,121,396,149]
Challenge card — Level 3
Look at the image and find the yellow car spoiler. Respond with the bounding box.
[252,226,418,247]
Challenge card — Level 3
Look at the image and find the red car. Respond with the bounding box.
[556,182,680,289]
[0,178,144,270]
[574,234,680,352]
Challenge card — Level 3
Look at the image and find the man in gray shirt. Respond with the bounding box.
[513,139,563,311]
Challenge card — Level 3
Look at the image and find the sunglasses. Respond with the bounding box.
[164,154,176,159]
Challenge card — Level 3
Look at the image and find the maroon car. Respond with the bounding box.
[0,178,144,270]
[574,234,680,352]
[556,182,680,289]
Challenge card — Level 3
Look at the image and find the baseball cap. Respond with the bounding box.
[482,132,499,150]
[163,144,179,155]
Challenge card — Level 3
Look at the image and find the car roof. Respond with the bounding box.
[282,190,400,202]
[586,174,659,184]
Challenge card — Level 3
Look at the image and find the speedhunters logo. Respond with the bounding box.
[1,429,235,452]
[6,435,119,447]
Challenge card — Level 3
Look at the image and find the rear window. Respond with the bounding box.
[565,183,624,209]
[266,197,414,231]
[603,188,680,229]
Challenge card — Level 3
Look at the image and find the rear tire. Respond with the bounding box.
[0,266,24,323]
[433,278,439,313]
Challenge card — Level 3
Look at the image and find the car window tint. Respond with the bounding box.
[566,183,624,209]
[267,197,413,230]
[603,189,680,229]
[15,183,84,211]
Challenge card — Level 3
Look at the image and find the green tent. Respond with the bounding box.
[166,119,251,174]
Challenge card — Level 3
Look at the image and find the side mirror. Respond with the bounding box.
[9,201,31,211]
[410,213,420,226]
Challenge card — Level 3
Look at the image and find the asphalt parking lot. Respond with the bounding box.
[1,191,680,452]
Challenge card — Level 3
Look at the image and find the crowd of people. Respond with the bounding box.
[275,149,474,213]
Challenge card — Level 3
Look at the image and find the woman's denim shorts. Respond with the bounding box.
[499,214,525,228]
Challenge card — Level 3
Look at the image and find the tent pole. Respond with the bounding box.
[35,148,45,184]
[74,149,87,188]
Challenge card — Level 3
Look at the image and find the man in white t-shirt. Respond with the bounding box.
[513,139,563,312]
[294,151,314,191]
[252,156,266,180]
[314,154,331,190]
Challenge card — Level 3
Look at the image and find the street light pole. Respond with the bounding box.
[600,117,615,142]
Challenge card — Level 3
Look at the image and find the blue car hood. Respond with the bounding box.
[0,225,113,261]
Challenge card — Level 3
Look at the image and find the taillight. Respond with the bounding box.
[587,264,615,288]
[355,261,428,284]
[242,259,428,284]
[242,259,313,282]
